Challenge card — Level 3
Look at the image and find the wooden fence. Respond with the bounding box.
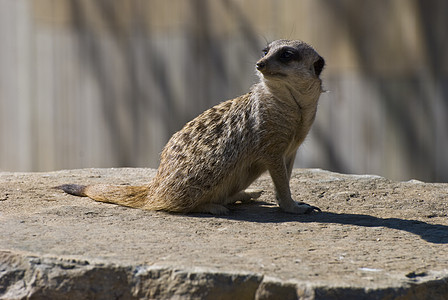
[1,0,447,182]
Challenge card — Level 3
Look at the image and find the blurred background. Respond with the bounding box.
[0,0,447,182]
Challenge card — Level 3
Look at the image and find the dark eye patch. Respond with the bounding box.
[277,47,301,63]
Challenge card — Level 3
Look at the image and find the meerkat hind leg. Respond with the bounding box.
[225,189,263,204]
[191,203,230,215]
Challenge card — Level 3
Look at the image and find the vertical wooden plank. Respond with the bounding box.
[0,0,15,170]
[0,0,33,171]
[14,0,33,171]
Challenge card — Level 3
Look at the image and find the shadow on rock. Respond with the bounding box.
[190,202,448,244]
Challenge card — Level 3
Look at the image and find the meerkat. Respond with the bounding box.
[57,39,325,215]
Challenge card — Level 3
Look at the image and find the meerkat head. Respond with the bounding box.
[256,40,325,94]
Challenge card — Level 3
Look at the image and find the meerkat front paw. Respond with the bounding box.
[280,201,321,214]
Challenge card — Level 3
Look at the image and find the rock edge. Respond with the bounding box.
[2,251,448,300]
[1,168,448,299]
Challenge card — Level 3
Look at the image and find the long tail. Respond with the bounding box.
[56,184,149,209]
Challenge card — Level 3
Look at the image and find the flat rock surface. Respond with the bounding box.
[1,168,448,299]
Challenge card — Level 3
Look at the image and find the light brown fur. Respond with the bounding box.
[57,40,325,215]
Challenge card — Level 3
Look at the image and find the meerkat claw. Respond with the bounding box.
[306,205,322,213]
[298,202,321,213]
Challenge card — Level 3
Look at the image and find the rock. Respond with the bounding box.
[1,168,447,299]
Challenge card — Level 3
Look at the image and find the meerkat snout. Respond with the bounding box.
[256,61,266,71]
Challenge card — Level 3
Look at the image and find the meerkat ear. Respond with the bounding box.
[314,56,325,76]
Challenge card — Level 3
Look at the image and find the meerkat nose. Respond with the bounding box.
[256,61,266,70]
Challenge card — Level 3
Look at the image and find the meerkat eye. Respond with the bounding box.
[279,50,295,63]
[282,51,292,58]
[262,48,269,57]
